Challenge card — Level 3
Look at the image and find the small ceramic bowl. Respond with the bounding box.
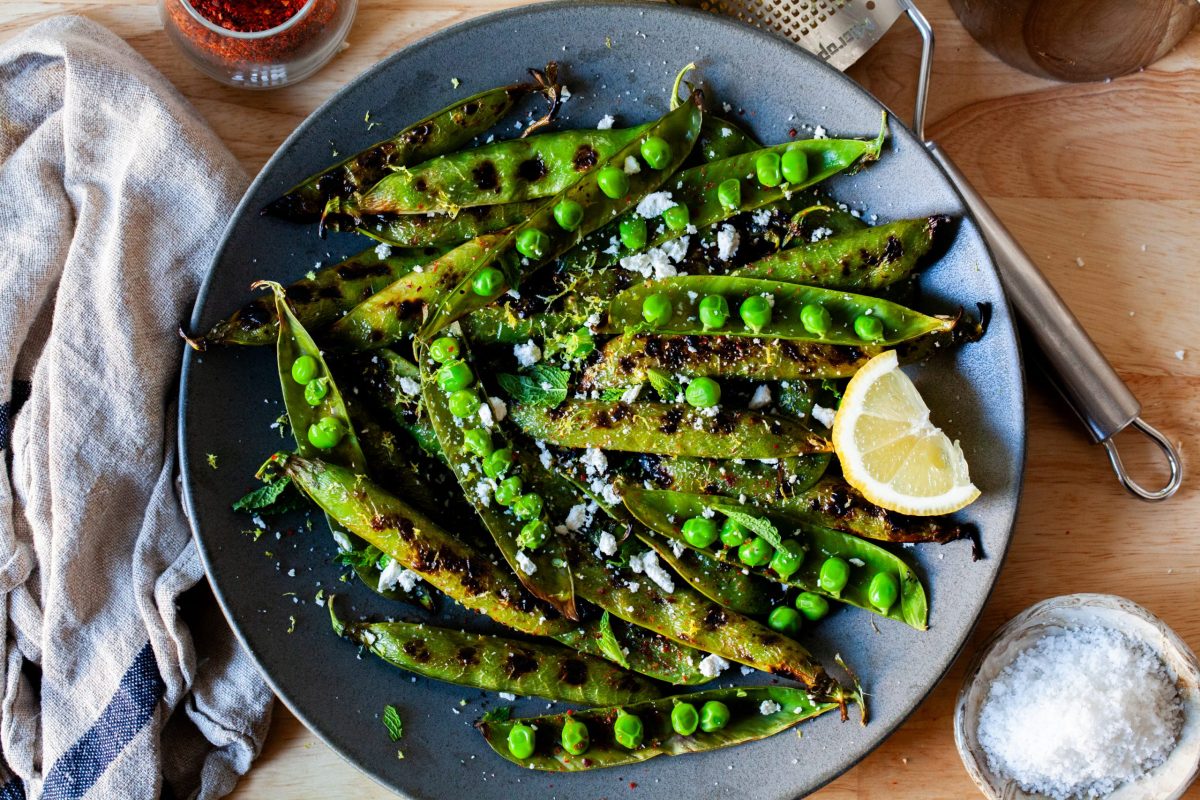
[955,593,1200,799]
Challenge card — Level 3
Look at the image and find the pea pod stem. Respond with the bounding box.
[477,685,849,771]
[330,600,661,705]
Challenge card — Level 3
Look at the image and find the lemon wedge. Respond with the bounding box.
[831,350,980,516]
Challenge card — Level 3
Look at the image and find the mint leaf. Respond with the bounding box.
[497,365,570,407]
[383,705,403,741]
[599,387,627,402]
[336,544,383,570]
[709,504,781,549]
[232,477,306,516]
[598,611,631,669]
[480,705,512,723]
[647,369,681,402]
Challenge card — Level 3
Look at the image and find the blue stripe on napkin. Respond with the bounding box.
[0,380,31,451]
[41,642,165,800]
[0,777,26,800]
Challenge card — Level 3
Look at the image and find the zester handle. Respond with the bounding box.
[925,141,1182,500]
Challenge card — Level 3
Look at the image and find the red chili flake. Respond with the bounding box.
[166,0,338,63]
[789,128,798,138]
[629,782,638,789]
[190,0,304,32]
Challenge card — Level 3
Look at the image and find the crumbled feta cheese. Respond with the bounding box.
[636,191,677,219]
[513,340,542,367]
[760,700,782,715]
[849,557,865,567]
[478,402,494,429]
[811,404,836,428]
[700,507,716,519]
[1175,350,1186,360]
[596,114,615,130]
[761,292,775,307]
[716,224,740,260]
[474,480,493,507]
[601,483,621,505]
[498,692,517,701]
[597,531,618,556]
[698,653,730,678]
[623,155,642,174]
[1075,256,1086,267]
[619,237,689,279]
[559,85,571,100]
[660,236,689,263]
[621,384,642,403]
[564,503,590,532]
[751,208,772,226]
[670,539,686,558]
[581,447,608,475]
[748,384,772,409]
[377,559,407,592]
[810,226,834,242]
[515,550,538,575]
[537,442,554,469]
[629,550,674,593]
[720,127,732,138]
[487,396,507,422]
[374,243,392,259]
[813,125,827,139]
[740,666,754,676]
[626,581,641,592]
[396,569,420,593]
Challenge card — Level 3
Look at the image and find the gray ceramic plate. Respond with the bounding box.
[179,2,1026,797]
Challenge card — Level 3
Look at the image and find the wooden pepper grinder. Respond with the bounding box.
[949,0,1200,82]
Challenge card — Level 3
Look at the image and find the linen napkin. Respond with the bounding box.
[0,15,273,799]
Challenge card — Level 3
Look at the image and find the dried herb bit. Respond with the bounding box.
[286,615,297,634]
[383,705,404,741]
[206,453,219,469]
[497,365,570,407]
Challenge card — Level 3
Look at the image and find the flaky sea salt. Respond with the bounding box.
[977,626,1183,800]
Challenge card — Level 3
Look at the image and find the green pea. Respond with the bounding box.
[506,722,536,759]
[868,572,900,613]
[640,136,672,170]
[563,326,595,358]
[698,295,729,330]
[720,518,749,548]
[462,428,493,458]
[553,199,585,231]
[429,337,461,363]
[494,475,522,506]
[482,447,515,479]
[781,149,809,184]
[670,702,699,736]
[561,717,589,755]
[306,416,345,450]
[739,295,773,332]
[437,361,474,392]
[818,556,851,596]
[800,303,832,337]
[768,606,803,636]
[517,519,549,550]
[684,377,721,409]
[303,377,329,406]
[717,178,742,210]
[662,204,690,231]
[641,293,673,327]
[681,517,719,548]
[699,701,730,733]
[597,166,630,199]
[447,389,480,418]
[769,539,806,580]
[515,228,551,260]
[512,493,544,521]
[619,216,648,251]
[613,711,644,749]
[755,152,782,187]
[853,314,884,341]
[795,591,831,621]
[472,266,505,297]
[738,536,773,567]
[290,354,318,385]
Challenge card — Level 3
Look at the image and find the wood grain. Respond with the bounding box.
[2,1,1197,797]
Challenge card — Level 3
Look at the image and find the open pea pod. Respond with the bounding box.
[330,602,660,705]
[417,88,705,340]
[417,340,577,620]
[191,246,446,349]
[477,686,845,771]
[732,215,951,291]
[622,453,831,500]
[688,115,758,166]
[356,201,542,248]
[608,275,956,346]
[348,124,653,216]
[621,486,929,630]
[509,400,830,459]
[259,282,434,608]
[555,617,707,686]
[263,68,559,222]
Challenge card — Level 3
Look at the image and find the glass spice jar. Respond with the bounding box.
[161,0,357,89]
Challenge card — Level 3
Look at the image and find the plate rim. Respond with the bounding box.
[178,1,1028,795]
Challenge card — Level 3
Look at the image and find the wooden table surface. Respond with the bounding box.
[3,1,1197,796]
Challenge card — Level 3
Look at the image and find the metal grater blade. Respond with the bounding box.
[670,0,907,71]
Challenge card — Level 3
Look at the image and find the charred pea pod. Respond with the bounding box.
[772,476,973,545]
[732,215,952,291]
[623,453,831,501]
[417,339,578,620]
[509,400,830,459]
[347,124,653,216]
[258,282,434,606]
[477,685,849,771]
[461,307,584,345]
[188,246,446,349]
[555,617,708,686]
[608,276,957,346]
[329,602,661,705]
[325,233,506,351]
[622,486,929,629]
[263,68,560,222]
[417,88,705,340]
[355,201,543,247]
[688,115,758,166]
